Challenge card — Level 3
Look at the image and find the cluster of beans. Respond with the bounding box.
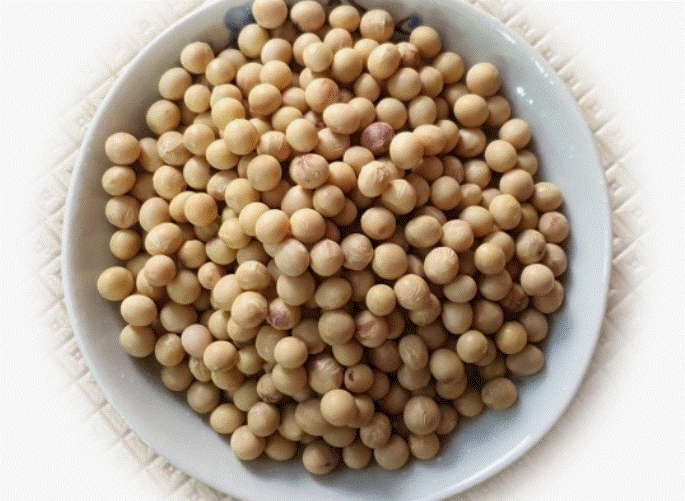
[96,0,569,474]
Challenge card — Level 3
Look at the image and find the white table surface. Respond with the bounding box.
[1,1,683,500]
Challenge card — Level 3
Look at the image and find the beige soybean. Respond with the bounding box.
[342,441,372,469]
[323,28,353,52]
[255,209,291,244]
[430,176,462,211]
[265,434,297,461]
[309,239,344,277]
[105,195,140,229]
[365,284,396,317]
[331,48,364,84]
[428,348,464,382]
[109,230,142,260]
[277,272,316,306]
[322,103,360,135]
[454,94,489,127]
[251,0,288,29]
[105,132,140,165]
[235,260,271,291]
[261,38,292,64]
[101,166,136,196]
[354,73,381,102]
[489,193,522,230]
[366,43,400,80]
[506,344,544,376]
[290,0,326,31]
[274,238,310,277]
[347,97,376,129]
[455,127,486,158]
[146,100,181,136]
[160,364,192,392]
[532,280,565,314]
[223,119,260,157]
[302,440,339,475]
[248,83,282,116]
[376,98,407,130]
[360,207,396,241]
[329,4,360,31]
[453,387,484,417]
[423,247,459,285]
[481,377,517,410]
[403,396,440,435]
[520,263,555,296]
[479,270,513,301]
[354,310,389,349]
[303,42,333,72]
[373,434,410,470]
[340,233,373,271]
[182,157,211,190]
[257,131,291,161]
[318,310,355,345]
[532,182,563,212]
[439,57,469,86]
[419,66,444,98]
[485,95,511,127]
[372,243,408,280]
[211,97,245,131]
[394,274,431,311]
[538,211,569,243]
[142,255,176,287]
[441,220,474,253]
[485,139,518,173]
[158,67,192,101]
[312,184,345,217]
[238,202,269,237]
[515,230,547,267]
[231,425,266,461]
[285,118,319,153]
[494,321,527,355]
[305,78,340,114]
[407,95,437,128]
[500,169,535,202]
[441,301,473,335]
[458,183,482,208]
[245,154,281,192]
[409,25,441,58]
[183,84,210,114]
[98,266,135,301]
[499,118,532,149]
[290,208,326,243]
[320,388,357,427]
[358,8,394,42]
[515,203,540,233]
[542,243,567,277]
[343,364,374,394]
[332,340,364,368]
[408,433,440,460]
[398,335,429,371]
[405,216,442,248]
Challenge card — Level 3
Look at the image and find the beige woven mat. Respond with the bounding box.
[33,1,645,499]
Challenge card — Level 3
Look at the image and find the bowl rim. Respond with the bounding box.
[62,0,612,499]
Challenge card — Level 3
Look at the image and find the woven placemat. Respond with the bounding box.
[33,1,645,499]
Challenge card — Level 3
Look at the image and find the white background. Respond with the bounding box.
[1,1,683,500]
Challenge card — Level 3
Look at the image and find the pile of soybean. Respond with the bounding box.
[97,0,569,474]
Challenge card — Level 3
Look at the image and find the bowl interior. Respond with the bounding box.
[63,1,611,500]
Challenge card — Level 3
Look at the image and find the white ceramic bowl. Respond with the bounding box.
[63,1,611,500]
